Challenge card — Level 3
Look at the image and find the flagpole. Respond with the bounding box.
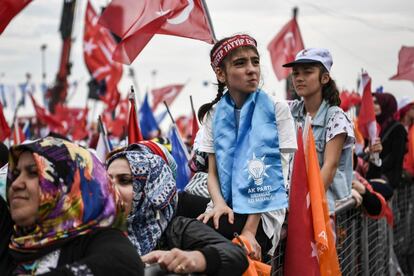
[129,85,140,123]
[164,101,191,160]
[128,68,141,104]
[189,95,196,116]
[200,0,217,42]
[163,101,175,124]
[11,93,25,136]
[98,115,111,153]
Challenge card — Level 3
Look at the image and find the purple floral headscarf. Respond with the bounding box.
[7,137,118,251]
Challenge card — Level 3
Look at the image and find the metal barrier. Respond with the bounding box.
[392,182,414,275]
[271,183,414,276]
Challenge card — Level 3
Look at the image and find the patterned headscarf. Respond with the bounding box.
[7,137,118,251]
[107,143,177,255]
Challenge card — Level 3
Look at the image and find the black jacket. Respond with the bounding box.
[164,216,249,276]
[367,120,407,188]
[2,226,144,275]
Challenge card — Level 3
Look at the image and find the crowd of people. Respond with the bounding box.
[0,33,413,275]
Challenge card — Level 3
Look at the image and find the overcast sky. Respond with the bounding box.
[1,0,413,128]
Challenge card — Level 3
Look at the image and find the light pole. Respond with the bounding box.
[40,44,48,106]
[40,44,47,82]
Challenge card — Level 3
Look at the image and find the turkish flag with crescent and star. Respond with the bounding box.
[29,93,65,132]
[98,0,215,64]
[83,1,123,111]
[357,72,378,141]
[284,127,320,276]
[305,120,341,276]
[151,84,185,111]
[267,17,305,81]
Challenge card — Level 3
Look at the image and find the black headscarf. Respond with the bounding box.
[373,92,397,132]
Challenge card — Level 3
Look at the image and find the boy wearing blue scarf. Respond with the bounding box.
[197,34,297,260]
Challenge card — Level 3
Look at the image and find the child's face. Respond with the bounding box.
[291,64,328,99]
[216,48,260,96]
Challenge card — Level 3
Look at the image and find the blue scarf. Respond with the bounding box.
[213,90,287,214]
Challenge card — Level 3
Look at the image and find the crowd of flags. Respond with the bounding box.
[1,1,414,274]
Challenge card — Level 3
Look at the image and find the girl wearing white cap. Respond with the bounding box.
[283,48,355,214]
[197,34,297,261]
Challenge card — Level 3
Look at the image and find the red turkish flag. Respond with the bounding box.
[84,1,123,111]
[390,46,414,81]
[101,97,129,138]
[176,115,192,139]
[29,94,65,132]
[55,104,89,141]
[0,102,11,141]
[128,97,143,144]
[357,73,378,140]
[284,128,320,276]
[267,17,305,81]
[0,0,32,34]
[151,84,184,111]
[12,120,25,145]
[99,0,215,64]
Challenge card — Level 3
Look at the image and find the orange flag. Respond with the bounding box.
[353,118,365,154]
[304,121,341,276]
[403,125,414,175]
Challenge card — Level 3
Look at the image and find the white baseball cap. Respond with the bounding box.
[283,48,333,73]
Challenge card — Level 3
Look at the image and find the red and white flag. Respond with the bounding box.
[55,104,89,141]
[0,102,11,141]
[101,97,129,139]
[99,0,215,64]
[284,127,320,276]
[151,84,184,111]
[390,46,414,81]
[12,119,25,145]
[128,95,143,144]
[267,17,304,81]
[357,72,378,141]
[0,0,32,34]
[29,94,65,132]
[84,1,123,111]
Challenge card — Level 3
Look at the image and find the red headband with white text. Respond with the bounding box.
[210,35,257,68]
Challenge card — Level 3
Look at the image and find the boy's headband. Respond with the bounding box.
[211,35,257,68]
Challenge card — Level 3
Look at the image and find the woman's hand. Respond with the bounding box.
[351,188,363,207]
[142,248,206,274]
[352,179,366,195]
[241,229,261,261]
[368,138,383,154]
[197,202,234,229]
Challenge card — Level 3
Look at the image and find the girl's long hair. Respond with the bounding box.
[318,64,341,106]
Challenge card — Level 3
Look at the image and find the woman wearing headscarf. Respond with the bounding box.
[106,142,248,276]
[3,137,144,275]
[366,92,407,189]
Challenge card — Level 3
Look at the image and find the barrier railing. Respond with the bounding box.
[271,183,414,276]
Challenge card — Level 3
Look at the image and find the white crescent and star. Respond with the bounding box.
[156,0,194,25]
[283,32,295,56]
[167,0,194,25]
